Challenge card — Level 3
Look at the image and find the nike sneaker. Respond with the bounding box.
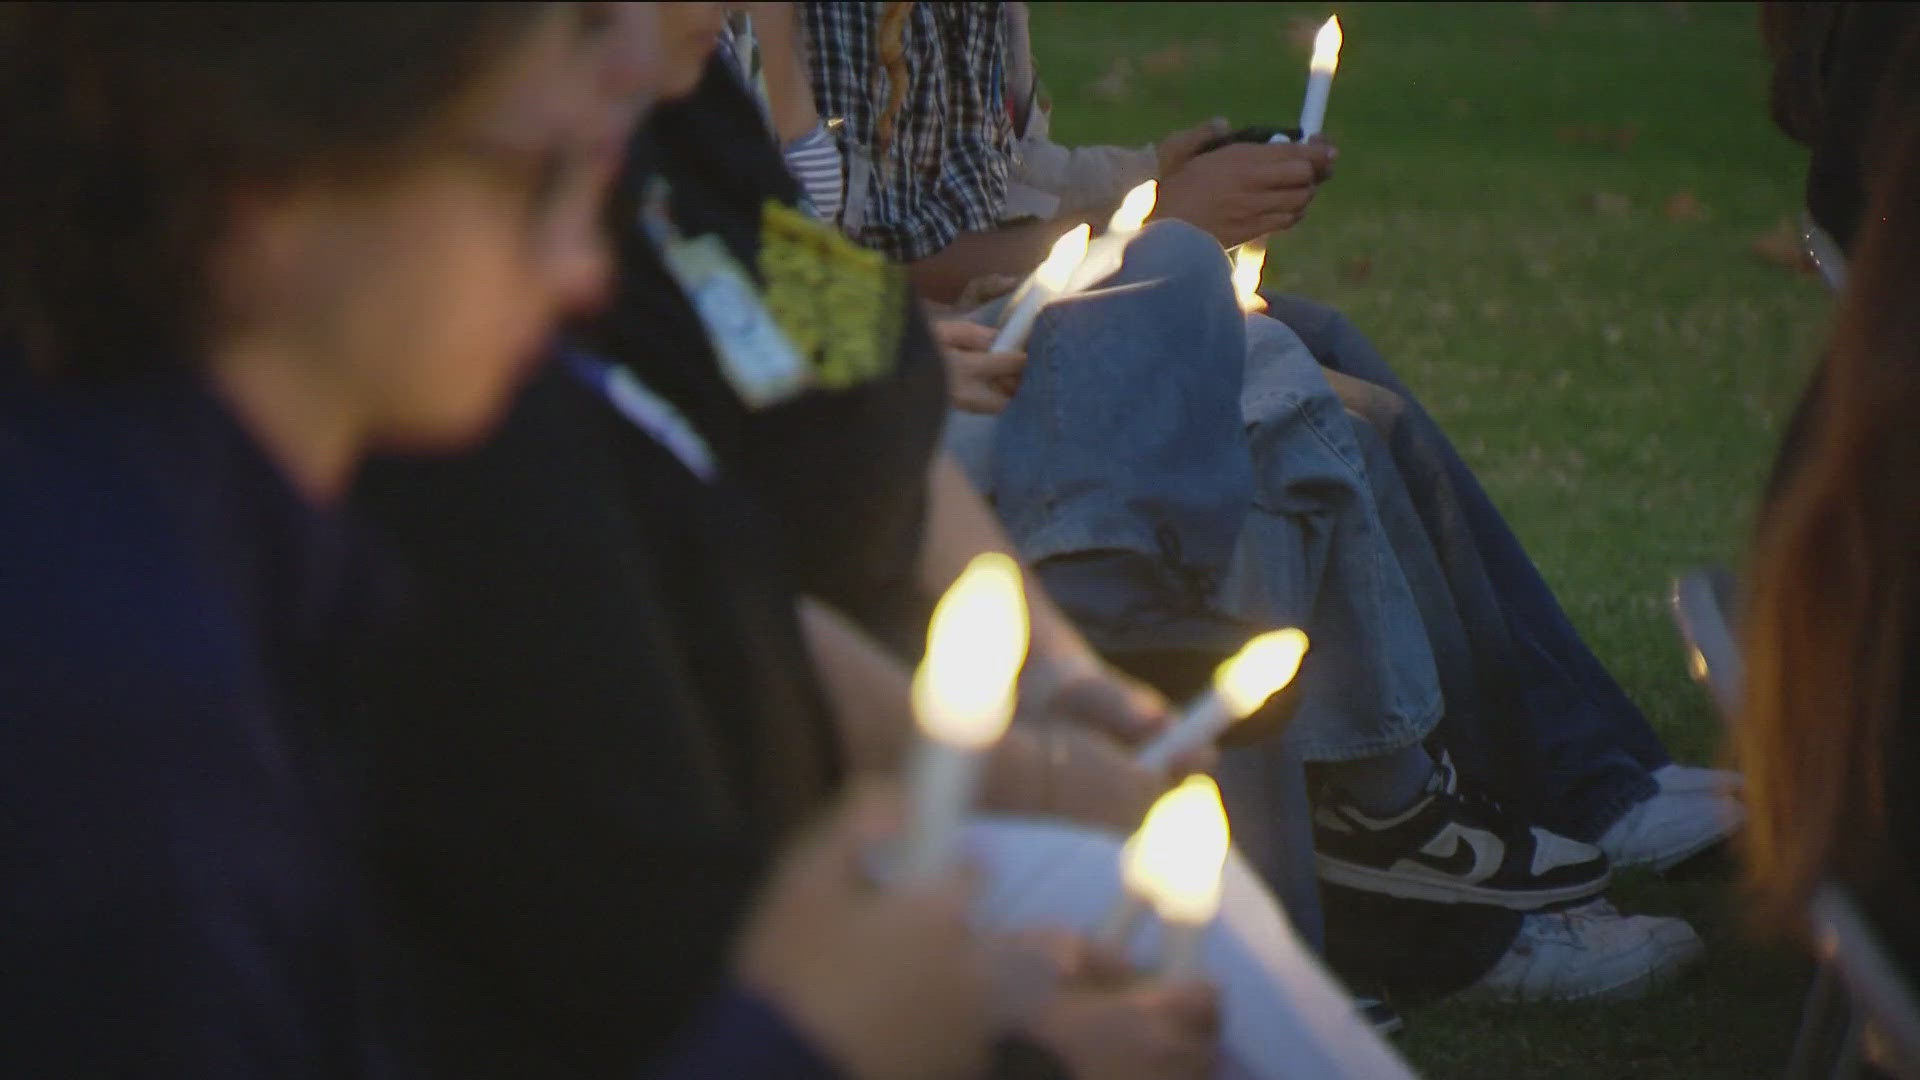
[1312,757,1610,910]
[1597,787,1744,872]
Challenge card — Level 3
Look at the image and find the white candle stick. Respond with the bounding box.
[1231,239,1269,314]
[898,553,1030,881]
[1136,628,1308,771]
[1066,180,1159,293]
[1298,16,1343,141]
[1106,776,1231,978]
[992,223,1091,353]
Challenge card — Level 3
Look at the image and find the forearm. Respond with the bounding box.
[908,218,1085,304]
[749,3,820,144]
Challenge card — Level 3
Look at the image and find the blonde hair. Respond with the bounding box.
[874,1,915,158]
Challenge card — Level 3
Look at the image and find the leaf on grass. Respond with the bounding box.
[1530,2,1565,25]
[1555,124,1640,152]
[1581,191,1633,216]
[1750,222,1817,275]
[1339,255,1374,285]
[1087,57,1134,103]
[1140,43,1189,77]
[1285,16,1323,50]
[1664,190,1708,223]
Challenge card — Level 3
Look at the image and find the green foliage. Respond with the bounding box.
[1031,3,1829,1074]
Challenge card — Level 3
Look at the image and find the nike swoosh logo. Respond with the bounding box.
[1403,824,1503,883]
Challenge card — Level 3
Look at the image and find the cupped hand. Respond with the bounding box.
[933,318,1026,414]
[1155,139,1337,248]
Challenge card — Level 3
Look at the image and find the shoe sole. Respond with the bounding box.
[1314,855,1611,910]
[1458,928,1705,1005]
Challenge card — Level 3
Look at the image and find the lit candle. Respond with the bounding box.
[1298,16,1343,141]
[991,223,1091,354]
[1113,776,1232,979]
[898,553,1031,881]
[1231,239,1269,314]
[1065,180,1159,294]
[1135,628,1308,772]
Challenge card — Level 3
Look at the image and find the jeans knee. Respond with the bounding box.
[1117,219,1234,294]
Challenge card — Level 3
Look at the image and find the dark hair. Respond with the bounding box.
[0,1,549,379]
[1739,30,1920,936]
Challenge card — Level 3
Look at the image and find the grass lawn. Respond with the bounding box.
[1029,3,1832,1076]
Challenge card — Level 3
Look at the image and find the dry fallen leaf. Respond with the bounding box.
[1140,43,1189,77]
[1664,190,1707,223]
[1582,191,1633,216]
[1338,255,1374,285]
[1750,222,1818,275]
[1087,57,1134,103]
[1285,16,1322,50]
[1530,2,1565,24]
[1556,124,1639,152]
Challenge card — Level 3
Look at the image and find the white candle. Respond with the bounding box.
[1231,239,1269,314]
[1298,16,1343,141]
[1064,180,1159,294]
[992,224,1091,353]
[1135,628,1308,771]
[1107,776,1232,978]
[898,553,1030,881]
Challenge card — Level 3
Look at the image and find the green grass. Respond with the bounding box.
[1029,3,1830,1076]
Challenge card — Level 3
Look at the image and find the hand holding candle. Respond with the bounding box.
[899,553,1030,882]
[1135,628,1308,772]
[992,223,1091,354]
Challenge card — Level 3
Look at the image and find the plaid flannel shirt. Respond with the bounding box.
[802,1,1013,262]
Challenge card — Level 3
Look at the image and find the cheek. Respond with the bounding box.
[357,207,559,446]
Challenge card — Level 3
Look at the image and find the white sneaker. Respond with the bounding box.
[1460,899,1704,1004]
[1598,789,1743,872]
[1653,762,1743,797]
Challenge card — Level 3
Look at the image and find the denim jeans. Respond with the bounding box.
[947,222,1443,764]
[1262,294,1666,840]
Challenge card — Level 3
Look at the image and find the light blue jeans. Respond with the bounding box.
[947,221,1444,765]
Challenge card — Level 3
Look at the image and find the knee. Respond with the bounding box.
[1116,219,1234,294]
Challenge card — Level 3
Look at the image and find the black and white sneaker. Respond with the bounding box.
[1312,757,1611,910]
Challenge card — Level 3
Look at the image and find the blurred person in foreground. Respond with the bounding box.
[1741,25,1920,982]
[0,4,1009,1076]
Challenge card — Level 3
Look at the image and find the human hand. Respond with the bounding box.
[1155,140,1337,248]
[1156,117,1234,178]
[933,318,1026,414]
[1003,932,1221,1080]
[735,780,994,1080]
[954,272,1023,312]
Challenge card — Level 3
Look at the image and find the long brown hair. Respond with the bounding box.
[1740,36,1920,934]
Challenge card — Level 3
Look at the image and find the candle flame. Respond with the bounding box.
[1311,15,1343,74]
[1232,241,1269,313]
[1033,223,1092,291]
[1122,775,1231,924]
[911,553,1030,749]
[1212,628,1309,717]
[1108,180,1159,234]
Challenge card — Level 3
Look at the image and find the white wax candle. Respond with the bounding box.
[990,223,1091,353]
[1159,919,1209,981]
[1135,628,1310,771]
[1135,692,1232,772]
[1096,892,1150,952]
[1298,16,1343,140]
[899,739,983,882]
[990,285,1055,354]
[896,553,1030,882]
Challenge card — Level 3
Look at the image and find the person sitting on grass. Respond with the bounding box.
[797,0,1725,1008]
